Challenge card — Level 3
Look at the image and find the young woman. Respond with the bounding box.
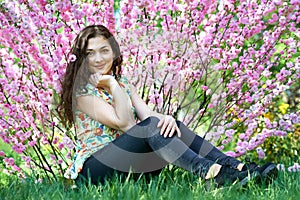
[60,25,278,187]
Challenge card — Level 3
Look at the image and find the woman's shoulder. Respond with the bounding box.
[117,75,130,87]
[119,75,130,84]
[118,75,133,96]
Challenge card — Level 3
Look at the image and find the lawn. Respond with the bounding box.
[0,167,299,200]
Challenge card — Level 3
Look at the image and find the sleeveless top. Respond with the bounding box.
[64,76,136,179]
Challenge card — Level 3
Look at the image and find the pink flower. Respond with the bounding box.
[12,165,21,172]
[28,140,36,147]
[222,139,229,145]
[256,147,265,159]
[41,137,49,145]
[274,130,287,136]
[264,118,272,129]
[274,0,282,6]
[49,154,56,160]
[53,136,60,145]
[4,157,15,167]
[225,151,236,157]
[0,151,5,157]
[68,54,77,62]
[225,129,234,138]
[62,137,75,150]
[201,85,209,91]
[291,0,300,5]
[22,156,31,163]
[217,145,224,151]
[208,104,214,109]
[58,143,64,150]
[239,133,245,140]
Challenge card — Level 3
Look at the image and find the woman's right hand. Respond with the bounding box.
[89,72,117,91]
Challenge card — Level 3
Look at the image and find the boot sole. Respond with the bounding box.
[238,170,260,186]
[205,170,259,190]
[260,164,278,184]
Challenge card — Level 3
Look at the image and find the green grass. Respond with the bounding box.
[0,167,299,200]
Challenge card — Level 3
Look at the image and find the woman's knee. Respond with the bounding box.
[123,116,161,139]
[143,116,160,125]
[138,116,160,130]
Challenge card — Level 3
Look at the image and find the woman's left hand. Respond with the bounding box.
[157,115,181,138]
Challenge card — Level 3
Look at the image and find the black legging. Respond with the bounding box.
[77,117,241,185]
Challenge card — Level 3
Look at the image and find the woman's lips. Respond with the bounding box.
[95,65,105,69]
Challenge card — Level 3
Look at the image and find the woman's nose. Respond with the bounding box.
[95,52,103,62]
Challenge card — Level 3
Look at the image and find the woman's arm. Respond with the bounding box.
[76,74,136,132]
[130,85,181,137]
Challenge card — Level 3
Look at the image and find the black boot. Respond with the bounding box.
[242,162,278,184]
[205,165,259,189]
[256,162,278,184]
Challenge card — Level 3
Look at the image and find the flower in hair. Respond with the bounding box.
[68,54,77,62]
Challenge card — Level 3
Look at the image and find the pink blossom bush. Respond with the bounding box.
[0,0,299,179]
[0,0,115,179]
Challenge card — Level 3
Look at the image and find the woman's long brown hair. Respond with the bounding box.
[58,25,123,127]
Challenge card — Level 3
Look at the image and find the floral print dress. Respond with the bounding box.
[64,76,136,179]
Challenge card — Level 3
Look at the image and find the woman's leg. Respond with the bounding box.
[176,121,243,169]
[78,117,217,185]
[175,121,279,185]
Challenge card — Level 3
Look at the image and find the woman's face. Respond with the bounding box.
[86,36,115,74]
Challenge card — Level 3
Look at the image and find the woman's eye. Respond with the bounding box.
[101,49,109,53]
[87,52,94,56]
